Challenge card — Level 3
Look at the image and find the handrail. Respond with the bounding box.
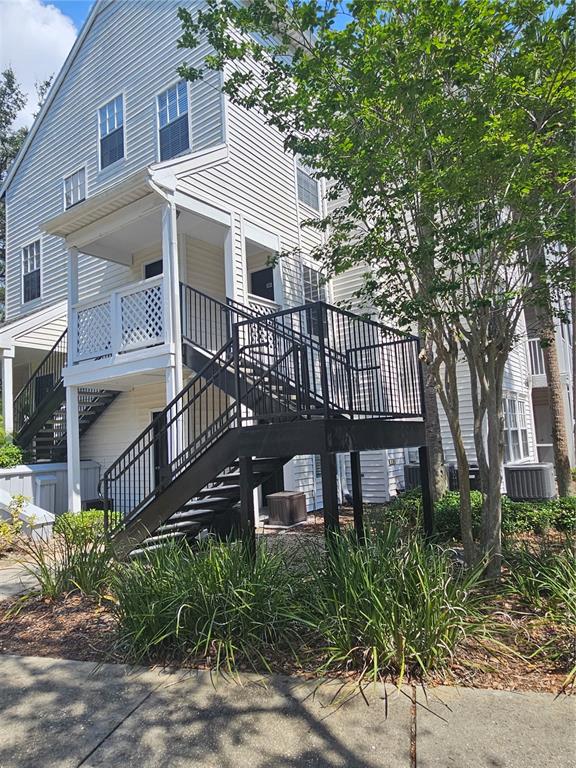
[104,287,424,538]
[13,329,68,436]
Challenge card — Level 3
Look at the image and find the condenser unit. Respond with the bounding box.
[504,463,556,501]
[403,464,421,490]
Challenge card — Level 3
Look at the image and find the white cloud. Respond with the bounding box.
[0,0,78,128]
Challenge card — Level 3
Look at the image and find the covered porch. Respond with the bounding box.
[41,172,283,512]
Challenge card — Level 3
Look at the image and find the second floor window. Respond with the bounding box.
[297,165,320,211]
[158,81,189,161]
[99,95,124,169]
[503,396,530,463]
[22,240,41,303]
[64,168,86,209]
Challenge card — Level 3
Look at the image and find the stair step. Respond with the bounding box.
[195,484,240,498]
[167,506,237,524]
[182,497,237,511]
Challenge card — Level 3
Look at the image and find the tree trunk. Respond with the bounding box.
[480,363,505,579]
[541,336,574,496]
[432,340,477,565]
[572,285,576,469]
[529,242,574,496]
[419,323,448,502]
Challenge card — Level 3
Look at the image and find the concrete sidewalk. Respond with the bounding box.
[0,655,574,767]
[0,560,37,601]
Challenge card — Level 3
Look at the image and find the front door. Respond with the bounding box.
[250,267,275,301]
[152,411,170,490]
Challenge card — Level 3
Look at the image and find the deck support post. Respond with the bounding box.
[320,452,340,535]
[350,451,365,543]
[239,455,256,558]
[66,384,82,513]
[0,347,15,435]
[419,445,434,537]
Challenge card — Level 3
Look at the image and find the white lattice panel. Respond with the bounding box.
[120,283,164,351]
[76,301,112,359]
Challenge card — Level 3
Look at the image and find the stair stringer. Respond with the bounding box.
[111,427,242,559]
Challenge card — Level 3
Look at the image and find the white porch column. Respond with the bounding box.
[161,198,183,401]
[1,346,15,435]
[67,247,79,364]
[224,222,236,301]
[66,384,82,513]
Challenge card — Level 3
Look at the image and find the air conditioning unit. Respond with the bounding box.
[403,464,421,490]
[447,464,482,492]
[504,463,556,501]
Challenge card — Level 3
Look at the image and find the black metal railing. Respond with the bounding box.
[233,302,423,422]
[102,341,238,532]
[13,329,68,438]
[180,283,261,352]
[103,294,423,537]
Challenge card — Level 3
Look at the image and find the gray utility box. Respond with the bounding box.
[267,491,307,527]
[504,463,556,501]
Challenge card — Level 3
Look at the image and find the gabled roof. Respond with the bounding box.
[0,0,107,198]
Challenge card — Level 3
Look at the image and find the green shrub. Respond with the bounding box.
[545,497,576,532]
[384,489,576,539]
[0,495,26,554]
[383,489,483,539]
[20,516,113,599]
[0,441,22,468]
[113,538,305,671]
[302,528,486,681]
[53,509,105,542]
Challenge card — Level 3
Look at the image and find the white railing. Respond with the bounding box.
[246,292,281,316]
[71,276,165,363]
[528,338,545,378]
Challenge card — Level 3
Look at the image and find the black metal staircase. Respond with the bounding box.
[103,294,424,557]
[13,329,119,462]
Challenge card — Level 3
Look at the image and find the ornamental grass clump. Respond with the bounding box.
[20,514,113,599]
[302,527,486,682]
[112,537,306,672]
[505,539,576,625]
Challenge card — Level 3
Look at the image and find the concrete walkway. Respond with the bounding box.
[0,559,37,601]
[0,655,573,768]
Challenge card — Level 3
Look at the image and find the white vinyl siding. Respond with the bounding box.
[64,168,86,209]
[22,240,41,303]
[4,0,227,322]
[157,81,189,161]
[98,94,124,169]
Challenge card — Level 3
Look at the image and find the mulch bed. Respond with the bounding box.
[0,593,120,663]
[0,591,572,695]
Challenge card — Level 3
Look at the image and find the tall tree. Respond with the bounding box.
[0,68,27,323]
[179,0,574,575]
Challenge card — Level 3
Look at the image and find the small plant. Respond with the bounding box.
[504,538,576,687]
[0,418,23,468]
[20,514,113,599]
[0,442,22,469]
[0,494,26,554]
[505,539,576,621]
[53,509,105,542]
[113,538,305,671]
[301,528,486,682]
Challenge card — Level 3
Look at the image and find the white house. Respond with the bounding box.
[0,0,426,552]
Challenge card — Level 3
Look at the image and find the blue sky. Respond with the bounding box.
[51,0,94,29]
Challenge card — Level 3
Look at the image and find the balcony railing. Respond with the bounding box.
[71,276,164,363]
